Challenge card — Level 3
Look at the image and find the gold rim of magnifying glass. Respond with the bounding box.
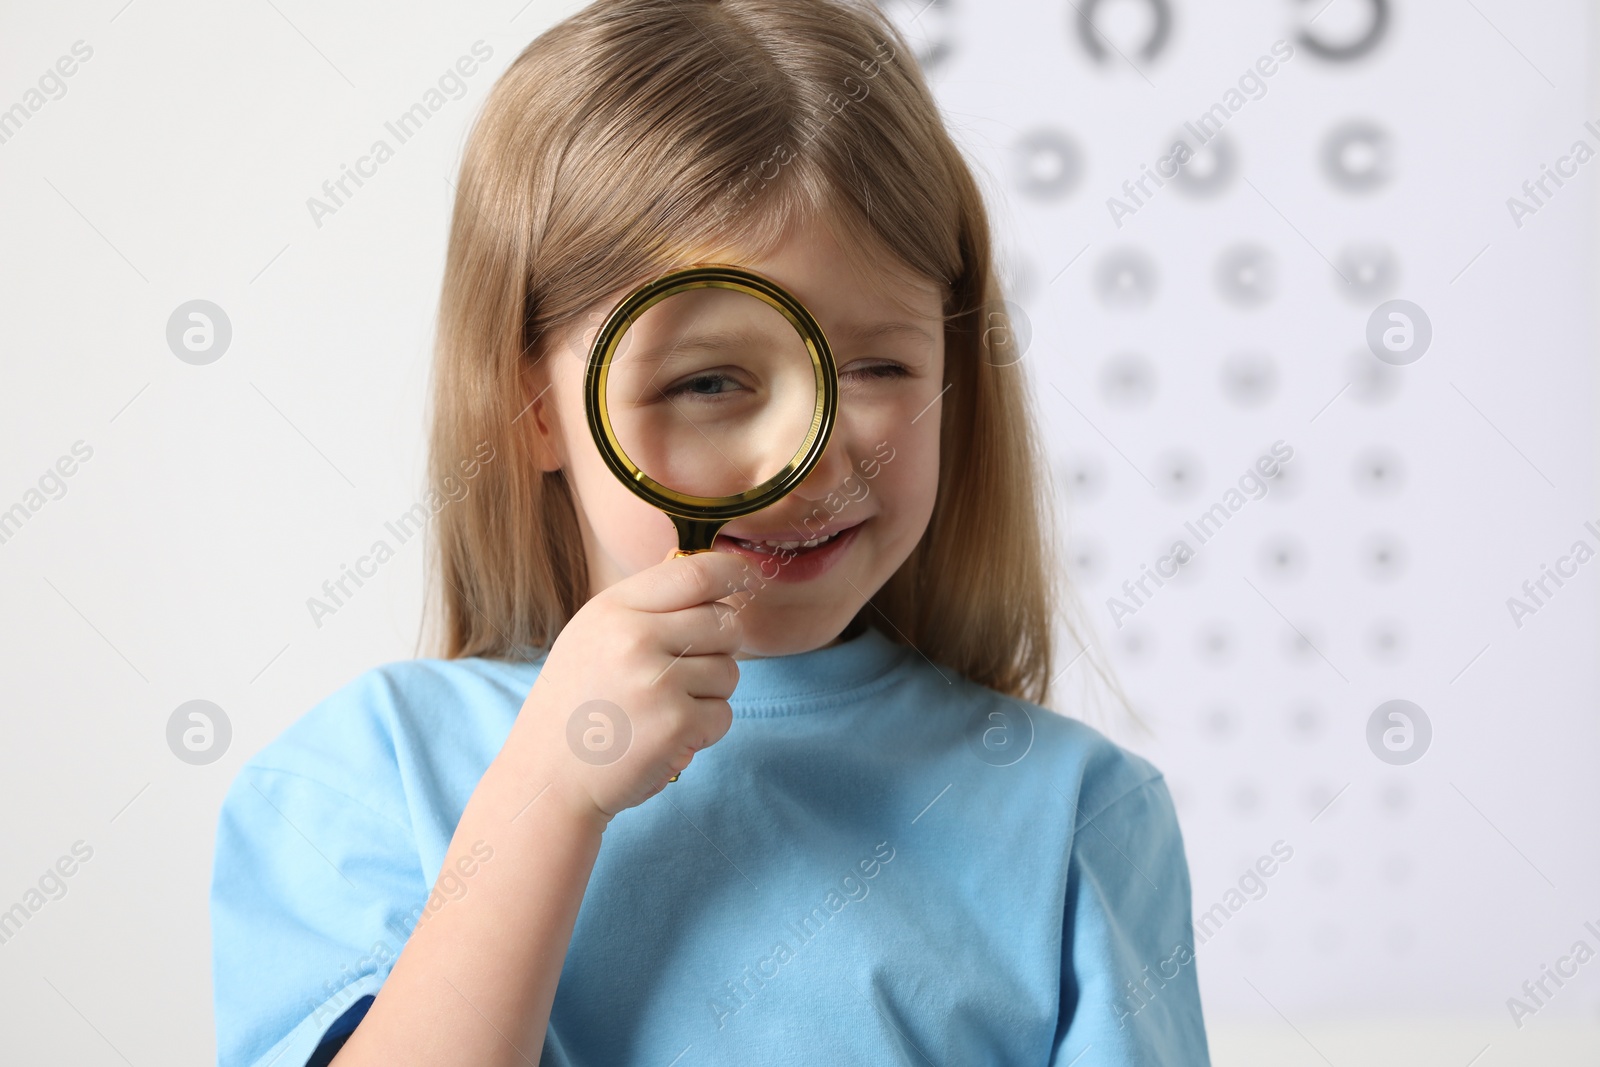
[584,264,839,527]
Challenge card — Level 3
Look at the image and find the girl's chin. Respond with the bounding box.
[730,611,855,660]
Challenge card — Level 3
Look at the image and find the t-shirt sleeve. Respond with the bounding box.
[1050,775,1211,1066]
[210,761,428,1067]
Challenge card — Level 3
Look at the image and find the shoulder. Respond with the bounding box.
[1031,703,1169,827]
[931,666,1170,828]
[225,655,542,820]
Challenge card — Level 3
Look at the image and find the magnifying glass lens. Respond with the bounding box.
[604,286,818,499]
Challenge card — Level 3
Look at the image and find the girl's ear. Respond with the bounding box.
[518,360,564,473]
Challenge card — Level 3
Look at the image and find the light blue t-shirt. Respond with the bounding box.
[210,625,1210,1066]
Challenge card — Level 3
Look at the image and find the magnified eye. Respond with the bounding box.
[597,268,830,510]
[661,369,751,401]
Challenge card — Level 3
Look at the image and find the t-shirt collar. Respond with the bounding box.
[729,624,911,716]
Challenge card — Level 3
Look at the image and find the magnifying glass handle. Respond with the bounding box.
[670,515,728,555]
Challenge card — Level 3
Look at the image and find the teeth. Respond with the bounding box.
[732,530,841,554]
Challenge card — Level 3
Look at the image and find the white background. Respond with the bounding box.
[0,0,1595,1063]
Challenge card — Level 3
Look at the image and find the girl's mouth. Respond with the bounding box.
[713,520,864,583]
[728,529,844,554]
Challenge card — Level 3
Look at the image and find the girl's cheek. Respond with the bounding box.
[559,412,664,569]
[596,473,671,564]
[889,426,940,512]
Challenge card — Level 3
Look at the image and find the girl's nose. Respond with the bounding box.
[793,434,855,502]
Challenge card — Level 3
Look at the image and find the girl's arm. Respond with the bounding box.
[330,737,605,1066]
[1051,773,1210,1065]
[329,549,751,1066]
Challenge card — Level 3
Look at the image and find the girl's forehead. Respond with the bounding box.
[562,206,947,367]
[671,223,944,323]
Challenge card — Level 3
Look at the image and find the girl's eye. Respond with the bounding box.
[662,372,746,400]
[843,361,909,381]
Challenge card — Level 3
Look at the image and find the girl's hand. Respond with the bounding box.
[510,548,752,826]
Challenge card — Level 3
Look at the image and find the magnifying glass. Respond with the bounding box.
[584,263,840,557]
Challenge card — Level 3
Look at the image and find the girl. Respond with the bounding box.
[210,1,1209,1064]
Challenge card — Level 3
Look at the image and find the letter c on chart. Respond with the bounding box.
[1297,0,1389,62]
[1074,0,1172,63]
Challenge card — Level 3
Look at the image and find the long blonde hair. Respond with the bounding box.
[425,0,1062,704]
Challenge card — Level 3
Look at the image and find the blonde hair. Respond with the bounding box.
[425,0,1063,704]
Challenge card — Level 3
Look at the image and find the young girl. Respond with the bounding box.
[210,1,1209,1064]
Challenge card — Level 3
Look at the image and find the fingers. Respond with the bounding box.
[661,652,740,700]
[652,600,745,658]
[685,697,734,750]
[614,549,756,614]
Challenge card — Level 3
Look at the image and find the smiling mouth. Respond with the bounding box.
[718,518,864,556]
[727,530,845,555]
